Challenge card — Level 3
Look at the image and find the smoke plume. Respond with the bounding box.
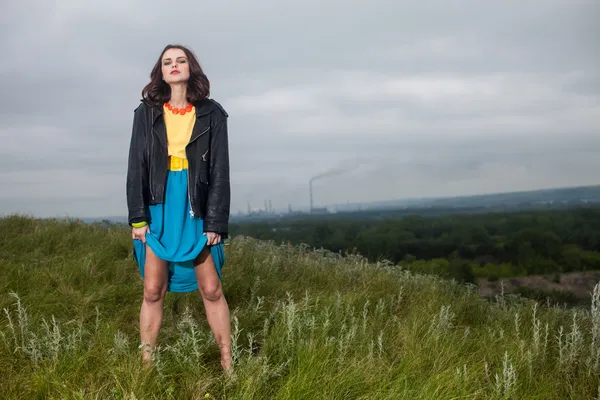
[310,157,369,183]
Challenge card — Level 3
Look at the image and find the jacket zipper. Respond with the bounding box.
[188,165,194,218]
[149,108,154,202]
[186,126,210,218]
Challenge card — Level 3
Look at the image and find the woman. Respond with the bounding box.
[126,44,232,374]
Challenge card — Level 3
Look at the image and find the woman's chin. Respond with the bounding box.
[166,76,188,85]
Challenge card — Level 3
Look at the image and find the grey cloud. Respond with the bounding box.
[0,0,599,217]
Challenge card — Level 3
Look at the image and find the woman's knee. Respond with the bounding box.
[199,282,222,302]
[144,285,167,303]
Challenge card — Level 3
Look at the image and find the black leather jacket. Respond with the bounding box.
[126,98,231,236]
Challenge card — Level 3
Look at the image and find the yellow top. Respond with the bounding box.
[163,104,196,159]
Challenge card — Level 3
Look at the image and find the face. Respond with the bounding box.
[161,47,190,84]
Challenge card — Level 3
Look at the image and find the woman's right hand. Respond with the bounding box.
[132,225,149,243]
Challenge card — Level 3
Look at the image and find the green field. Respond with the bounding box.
[1,215,599,399]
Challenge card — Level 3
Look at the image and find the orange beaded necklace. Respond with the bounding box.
[164,102,193,115]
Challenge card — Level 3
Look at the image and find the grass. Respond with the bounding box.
[0,214,599,399]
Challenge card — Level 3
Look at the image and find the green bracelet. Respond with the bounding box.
[132,221,147,228]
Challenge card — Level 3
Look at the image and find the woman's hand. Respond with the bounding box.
[205,232,221,246]
[132,225,149,243]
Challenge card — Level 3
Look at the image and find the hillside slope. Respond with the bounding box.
[0,215,599,399]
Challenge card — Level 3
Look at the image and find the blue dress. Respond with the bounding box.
[132,168,225,292]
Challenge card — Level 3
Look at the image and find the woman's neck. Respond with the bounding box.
[168,83,188,108]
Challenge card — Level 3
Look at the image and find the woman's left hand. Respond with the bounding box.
[205,232,221,246]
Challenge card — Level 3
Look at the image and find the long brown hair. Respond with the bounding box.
[141,44,210,107]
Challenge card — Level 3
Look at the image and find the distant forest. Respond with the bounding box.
[229,205,600,284]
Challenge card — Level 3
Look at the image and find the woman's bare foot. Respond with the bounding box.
[141,343,154,369]
[142,358,153,370]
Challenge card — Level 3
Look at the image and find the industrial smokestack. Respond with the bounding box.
[309,178,314,211]
[308,158,367,212]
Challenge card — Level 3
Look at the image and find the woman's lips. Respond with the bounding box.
[170,70,180,75]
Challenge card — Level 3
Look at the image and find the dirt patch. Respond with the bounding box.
[478,270,600,304]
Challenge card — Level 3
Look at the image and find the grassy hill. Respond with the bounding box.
[1,215,599,399]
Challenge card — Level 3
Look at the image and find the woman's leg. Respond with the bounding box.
[139,244,168,365]
[194,247,232,372]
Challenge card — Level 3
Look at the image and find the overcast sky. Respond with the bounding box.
[1,0,599,218]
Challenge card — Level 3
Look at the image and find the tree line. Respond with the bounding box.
[229,205,600,283]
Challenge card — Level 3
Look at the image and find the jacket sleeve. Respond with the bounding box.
[204,112,231,236]
[126,105,149,226]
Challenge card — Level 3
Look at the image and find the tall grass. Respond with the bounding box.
[1,215,599,399]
